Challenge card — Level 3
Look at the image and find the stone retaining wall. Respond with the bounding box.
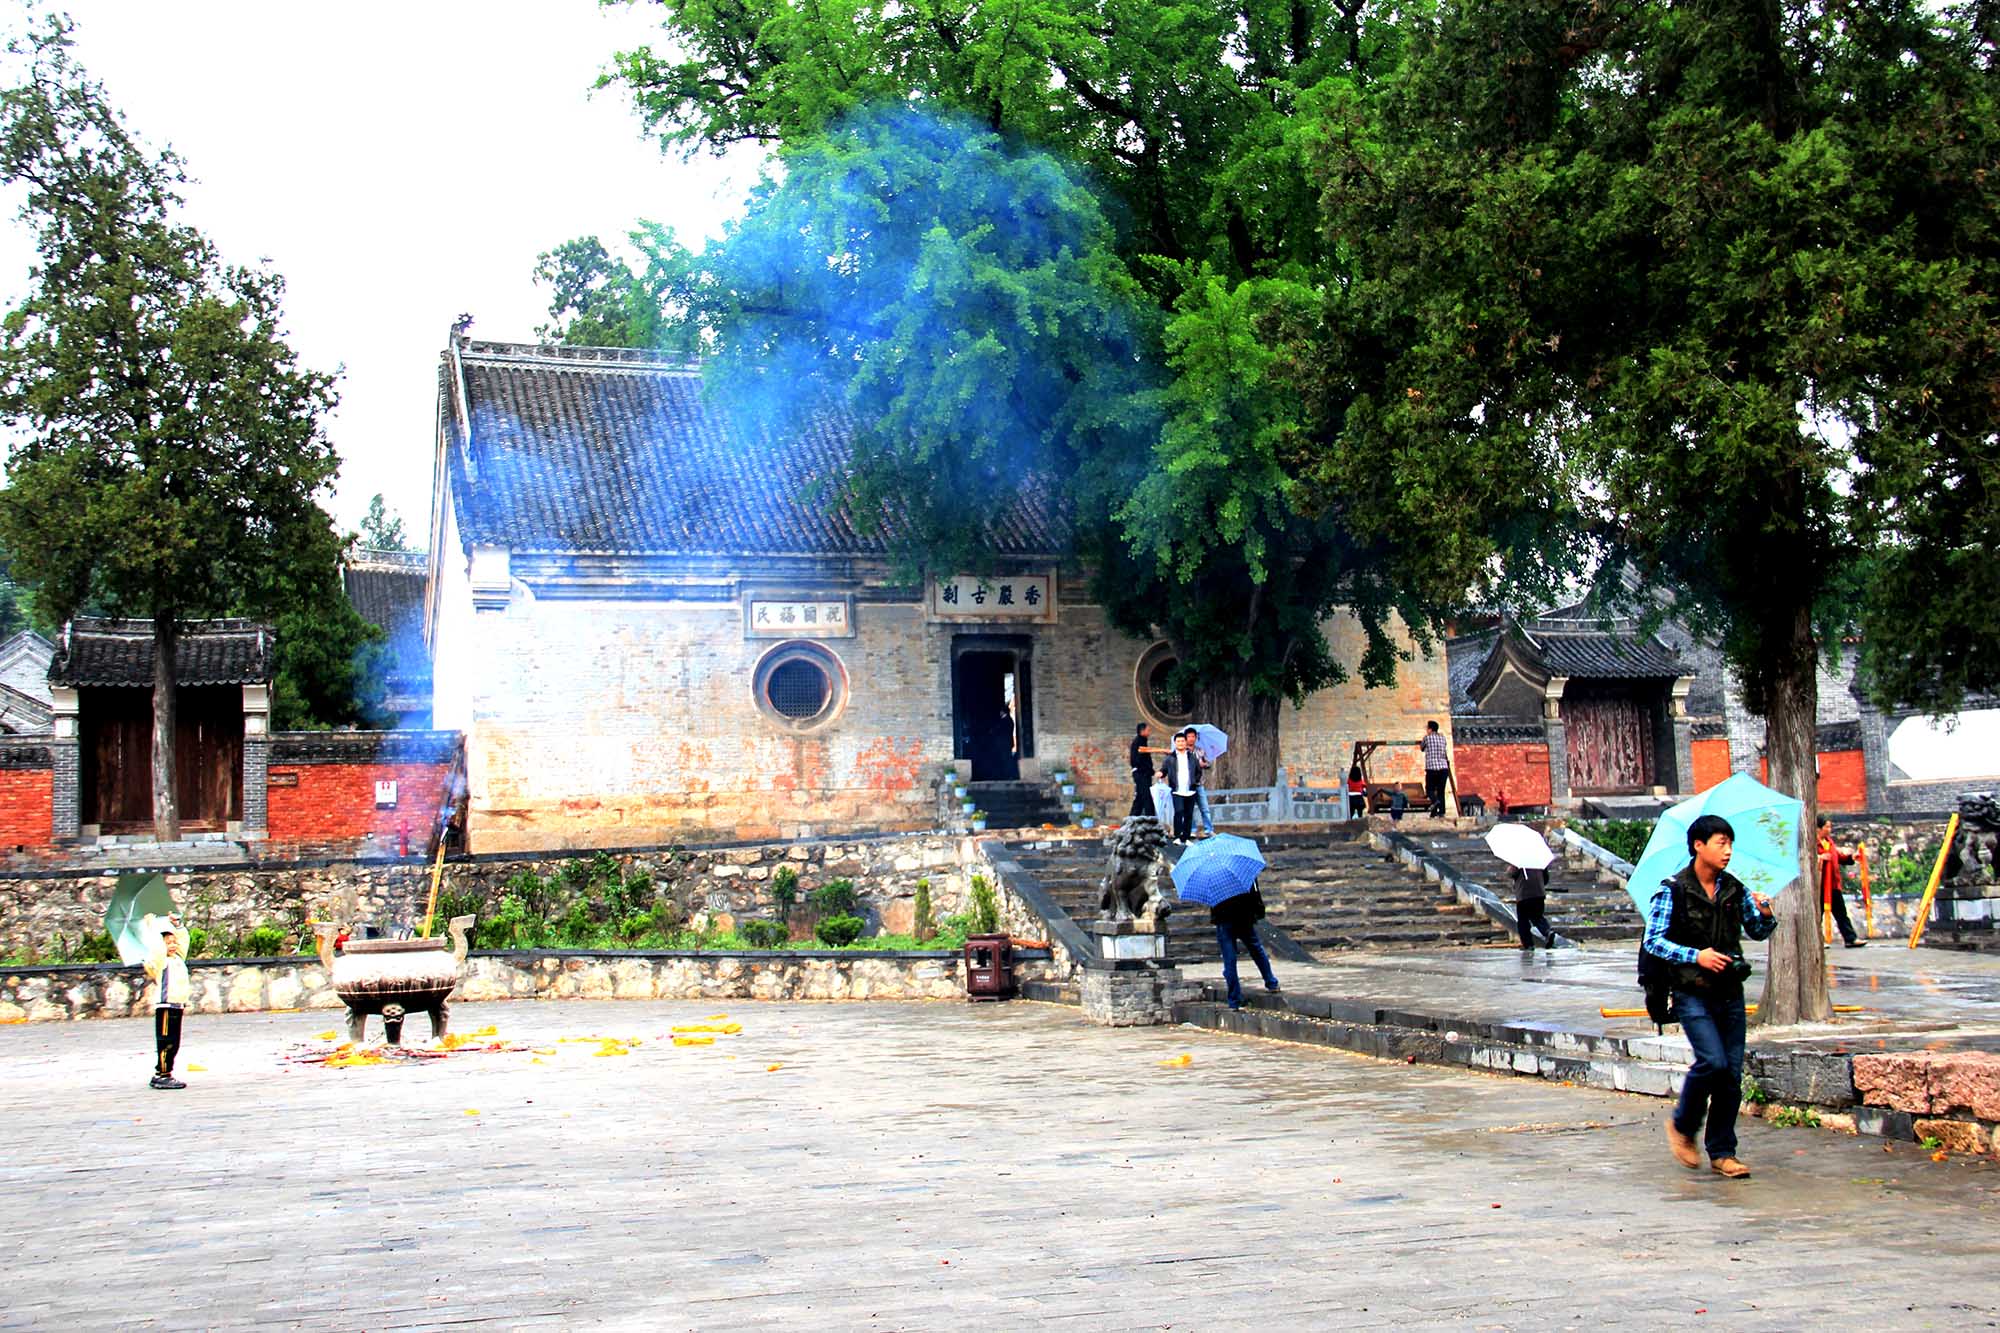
[1851,1050,2000,1154]
[0,833,1005,956]
[0,946,1062,1022]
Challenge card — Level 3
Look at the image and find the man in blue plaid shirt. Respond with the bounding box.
[1643,813,1777,1179]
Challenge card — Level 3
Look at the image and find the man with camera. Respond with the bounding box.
[1642,813,1777,1179]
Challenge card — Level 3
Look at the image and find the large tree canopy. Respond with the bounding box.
[592,0,1568,782]
[0,16,344,834]
[1313,0,2000,1021]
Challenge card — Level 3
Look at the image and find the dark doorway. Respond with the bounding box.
[81,687,244,832]
[952,636,1033,781]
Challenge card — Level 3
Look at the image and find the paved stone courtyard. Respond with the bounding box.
[4,999,1998,1330]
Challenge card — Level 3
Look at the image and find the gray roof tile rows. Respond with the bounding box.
[49,619,273,688]
[443,342,1069,557]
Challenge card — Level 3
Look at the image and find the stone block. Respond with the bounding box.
[265,970,303,1012]
[226,968,265,1013]
[1931,1051,2000,1121]
[1749,1050,1857,1108]
[1913,1118,1992,1155]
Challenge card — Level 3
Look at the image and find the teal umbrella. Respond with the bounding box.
[104,872,178,965]
[1624,773,1804,914]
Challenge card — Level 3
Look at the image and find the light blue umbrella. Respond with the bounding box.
[1190,724,1229,760]
[104,872,177,965]
[1624,773,1804,914]
[1170,832,1266,907]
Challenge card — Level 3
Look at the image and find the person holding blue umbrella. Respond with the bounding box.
[1642,811,1778,1180]
[1172,833,1280,1009]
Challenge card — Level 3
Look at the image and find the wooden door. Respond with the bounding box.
[1563,693,1655,794]
[175,687,243,829]
[81,688,153,828]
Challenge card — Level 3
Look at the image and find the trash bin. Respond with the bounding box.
[964,933,1016,1001]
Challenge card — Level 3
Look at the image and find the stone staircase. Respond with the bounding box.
[967,781,1071,831]
[1415,829,1643,942]
[1001,830,1513,965]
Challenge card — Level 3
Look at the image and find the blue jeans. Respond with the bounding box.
[1672,988,1748,1159]
[1195,785,1215,834]
[1216,925,1278,1009]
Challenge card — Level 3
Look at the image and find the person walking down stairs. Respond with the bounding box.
[1512,866,1557,950]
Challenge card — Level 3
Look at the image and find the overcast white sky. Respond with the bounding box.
[0,0,763,539]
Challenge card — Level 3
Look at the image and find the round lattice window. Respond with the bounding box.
[1134,641,1193,726]
[753,642,847,731]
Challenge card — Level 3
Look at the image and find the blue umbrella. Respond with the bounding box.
[1190,723,1229,760]
[1171,832,1266,907]
[1624,772,1804,915]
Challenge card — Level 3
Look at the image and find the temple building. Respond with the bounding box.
[424,335,1454,852]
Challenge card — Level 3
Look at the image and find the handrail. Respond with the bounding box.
[1550,825,1635,881]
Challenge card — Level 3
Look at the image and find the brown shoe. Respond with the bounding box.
[1666,1118,1701,1169]
[1711,1157,1751,1179]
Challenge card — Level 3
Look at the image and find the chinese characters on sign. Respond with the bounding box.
[744,596,856,639]
[929,573,1056,623]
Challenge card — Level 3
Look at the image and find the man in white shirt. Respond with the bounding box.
[1165,731,1201,843]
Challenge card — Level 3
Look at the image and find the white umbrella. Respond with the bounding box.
[1484,822,1556,871]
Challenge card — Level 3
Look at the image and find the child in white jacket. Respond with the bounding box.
[142,915,191,1090]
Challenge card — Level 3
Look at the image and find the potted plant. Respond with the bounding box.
[1069,798,1086,814]
[961,796,976,813]
[1060,779,1077,797]
[969,809,988,832]
[1079,810,1096,830]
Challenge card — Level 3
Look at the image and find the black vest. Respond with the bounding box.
[1663,864,1747,993]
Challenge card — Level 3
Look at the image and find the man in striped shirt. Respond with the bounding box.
[1419,720,1451,817]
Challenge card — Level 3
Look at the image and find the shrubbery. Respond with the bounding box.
[813,913,866,947]
[1571,819,1653,865]
[738,919,788,948]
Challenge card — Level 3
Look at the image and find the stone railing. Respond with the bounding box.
[1207,768,1359,826]
[1551,825,1636,881]
[1370,828,1566,946]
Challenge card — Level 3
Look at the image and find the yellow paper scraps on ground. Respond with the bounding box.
[705,1013,729,1021]
[470,1025,497,1037]
[464,1108,479,1116]
[186,1064,206,1073]
[531,1047,557,1056]
[439,1034,478,1051]
[325,1050,390,1069]
[1158,1053,1194,1068]
[671,1023,742,1035]
[315,1030,338,1041]
[673,1035,715,1047]
[766,1063,784,1072]
[530,1057,545,1065]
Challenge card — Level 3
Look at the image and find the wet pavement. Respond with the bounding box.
[1180,938,2000,1058]
[5,997,2000,1328]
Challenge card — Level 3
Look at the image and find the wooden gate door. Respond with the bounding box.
[81,688,153,829]
[1562,693,1655,794]
[175,687,243,830]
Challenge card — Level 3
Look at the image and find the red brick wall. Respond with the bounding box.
[1691,738,1732,793]
[1453,742,1552,808]
[1817,749,1866,813]
[1756,749,1868,813]
[267,761,452,845]
[0,769,52,847]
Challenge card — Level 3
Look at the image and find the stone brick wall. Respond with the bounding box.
[443,583,1454,851]
[1271,609,1454,790]
[1690,737,1732,792]
[0,947,1062,1021]
[1451,740,1552,808]
[0,832,1012,956]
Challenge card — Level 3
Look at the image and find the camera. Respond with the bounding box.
[1724,954,1754,984]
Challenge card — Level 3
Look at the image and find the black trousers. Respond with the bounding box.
[1516,897,1554,948]
[1172,792,1196,841]
[1827,882,1859,944]
[154,1006,183,1077]
[1130,768,1153,816]
[1425,768,1449,815]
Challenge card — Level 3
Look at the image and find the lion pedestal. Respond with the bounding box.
[1080,817,1196,1026]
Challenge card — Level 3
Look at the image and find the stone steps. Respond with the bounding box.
[996,830,1514,963]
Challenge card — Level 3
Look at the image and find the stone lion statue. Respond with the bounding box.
[1097,816,1171,922]
[1942,792,2000,890]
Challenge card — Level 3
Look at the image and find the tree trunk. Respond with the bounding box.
[1191,677,1282,790]
[151,614,180,842]
[1752,602,1829,1026]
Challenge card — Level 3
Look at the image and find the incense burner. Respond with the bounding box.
[313,915,475,1046]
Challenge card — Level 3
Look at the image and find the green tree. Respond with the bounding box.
[595,2,1557,783]
[356,493,410,553]
[533,223,708,356]
[1314,0,2000,1022]
[0,16,342,838]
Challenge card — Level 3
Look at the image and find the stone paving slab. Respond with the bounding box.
[1178,939,2000,1057]
[4,998,1999,1329]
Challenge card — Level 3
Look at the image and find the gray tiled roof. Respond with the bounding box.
[49,619,273,688]
[1528,630,1685,679]
[441,341,1069,557]
[341,550,431,690]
